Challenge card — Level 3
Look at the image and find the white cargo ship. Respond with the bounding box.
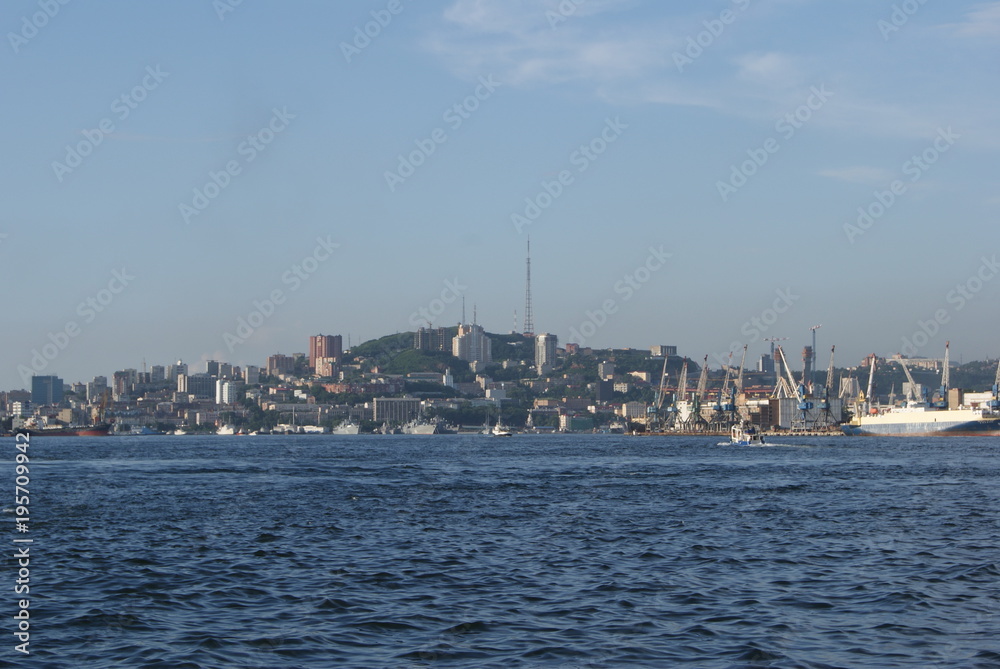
[842,405,1000,436]
[843,343,1000,436]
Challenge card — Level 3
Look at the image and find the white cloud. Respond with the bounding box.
[949,2,1000,36]
[424,0,1000,146]
[735,52,803,88]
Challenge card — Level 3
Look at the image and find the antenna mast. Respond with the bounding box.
[523,237,534,337]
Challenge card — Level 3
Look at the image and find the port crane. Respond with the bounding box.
[809,325,822,382]
[896,357,924,405]
[817,346,839,427]
[989,358,1000,411]
[709,352,736,430]
[649,353,672,431]
[861,354,878,415]
[735,344,748,394]
[932,342,951,408]
[671,357,689,429]
[776,345,814,430]
[716,346,747,428]
[681,356,710,431]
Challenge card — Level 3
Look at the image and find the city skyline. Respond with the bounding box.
[4,1,1000,390]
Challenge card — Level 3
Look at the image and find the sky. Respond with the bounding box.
[2,0,999,389]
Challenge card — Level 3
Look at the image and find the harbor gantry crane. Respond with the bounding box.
[709,353,736,431]
[669,358,689,430]
[989,358,1000,411]
[862,354,878,415]
[817,346,839,427]
[649,353,671,431]
[777,345,814,430]
[933,342,951,408]
[718,346,747,427]
[681,356,710,432]
[735,344,748,395]
[896,357,922,405]
[809,325,823,382]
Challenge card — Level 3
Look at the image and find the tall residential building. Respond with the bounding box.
[167,361,188,382]
[414,327,448,352]
[216,379,241,405]
[31,375,64,405]
[87,376,108,402]
[112,369,137,400]
[206,360,221,376]
[535,333,558,376]
[757,354,775,375]
[309,335,343,370]
[178,374,215,399]
[266,354,295,376]
[243,365,260,385]
[452,324,492,365]
[315,357,339,378]
[598,361,615,381]
[150,365,166,383]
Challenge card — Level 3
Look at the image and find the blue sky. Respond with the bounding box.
[2,0,999,389]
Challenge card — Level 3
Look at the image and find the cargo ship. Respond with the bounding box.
[841,406,1000,436]
[15,422,113,437]
[843,343,1000,436]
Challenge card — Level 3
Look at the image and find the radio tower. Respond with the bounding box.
[523,237,535,337]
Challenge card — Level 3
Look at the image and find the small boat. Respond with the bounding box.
[491,419,513,437]
[728,424,765,446]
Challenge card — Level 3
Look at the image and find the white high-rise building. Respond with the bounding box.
[216,380,241,405]
[452,324,492,365]
[535,333,558,376]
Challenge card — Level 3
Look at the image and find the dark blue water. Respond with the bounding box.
[4,435,999,668]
